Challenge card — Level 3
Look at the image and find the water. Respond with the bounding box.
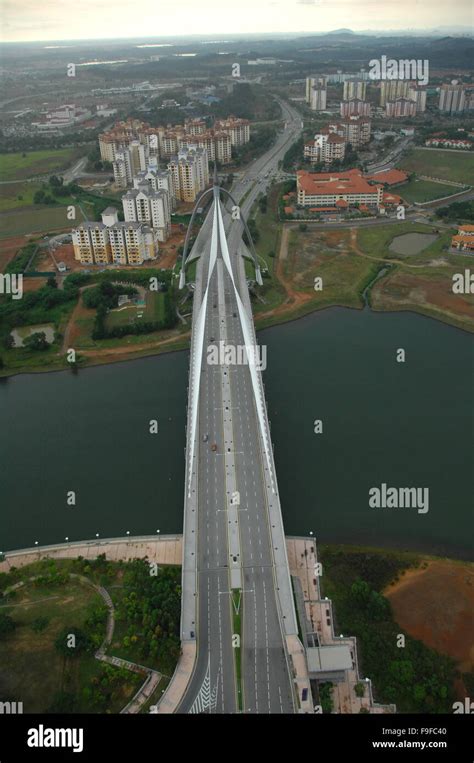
[389,232,438,255]
[0,307,472,558]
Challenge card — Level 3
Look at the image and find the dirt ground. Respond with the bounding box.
[22,277,48,293]
[372,271,474,319]
[385,560,474,687]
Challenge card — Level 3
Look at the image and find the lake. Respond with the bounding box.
[0,306,472,559]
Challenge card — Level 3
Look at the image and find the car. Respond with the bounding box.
[210,336,215,342]
[190,630,195,638]
[233,312,237,317]
[202,433,209,442]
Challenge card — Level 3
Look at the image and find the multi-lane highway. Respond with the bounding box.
[178,101,303,713]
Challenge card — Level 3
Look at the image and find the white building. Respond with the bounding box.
[439,83,466,113]
[310,86,327,112]
[343,80,367,101]
[167,147,209,203]
[122,185,171,242]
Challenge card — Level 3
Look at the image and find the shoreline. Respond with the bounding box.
[2,536,472,568]
[1,299,473,380]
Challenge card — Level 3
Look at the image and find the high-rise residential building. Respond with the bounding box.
[304,129,346,165]
[343,80,367,101]
[99,118,154,162]
[133,168,175,206]
[214,116,250,146]
[178,130,232,165]
[380,80,410,106]
[109,223,158,265]
[184,118,207,136]
[305,76,327,102]
[112,141,147,189]
[122,184,171,242]
[438,83,467,113]
[385,98,417,118]
[328,116,371,148]
[167,147,209,203]
[340,98,372,117]
[408,86,427,112]
[310,86,327,112]
[72,207,158,265]
[72,221,111,264]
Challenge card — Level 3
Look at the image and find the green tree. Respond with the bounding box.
[23,332,49,352]
[54,626,93,658]
[354,682,365,698]
[0,612,16,638]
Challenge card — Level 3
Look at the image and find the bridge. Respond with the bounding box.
[177,102,304,713]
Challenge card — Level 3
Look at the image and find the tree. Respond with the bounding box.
[354,682,365,698]
[54,626,93,658]
[47,276,57,289]
[33,189,46,204]
[23,332,49,352]
[0,612,16,638]
[299,223,308,232]
[0,356,4,370]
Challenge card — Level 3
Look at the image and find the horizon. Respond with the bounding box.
[1,0,473,44]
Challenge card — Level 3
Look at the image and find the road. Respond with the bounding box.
[178,100,302,714]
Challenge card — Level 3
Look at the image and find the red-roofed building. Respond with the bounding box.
[297,169,383,208]
[366,169,408,187]
[451,225,474,252]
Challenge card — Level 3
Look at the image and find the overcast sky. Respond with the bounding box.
[2,0,472,43]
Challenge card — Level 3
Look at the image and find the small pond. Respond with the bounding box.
[10,324,55,348]
[389,232,439,256]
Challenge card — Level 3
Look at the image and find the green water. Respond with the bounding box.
[0,307,472,558]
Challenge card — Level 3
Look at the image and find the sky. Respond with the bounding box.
[1,0,472,43]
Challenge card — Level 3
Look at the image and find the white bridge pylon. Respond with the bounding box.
[185,194,276,499]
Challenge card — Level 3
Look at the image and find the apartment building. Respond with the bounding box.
[109,222,158,265]
[112,141,147,189]
[305,76,327,103]
[167,147,209,202]
[385,97,417,118]
[184,118,207,136]
[122,184,171,242]
[380,80,410,107]
[214,116,250,146]
[340,98,372,117]
[439,83,467,114]
[297,169,383,208]
[328,116,371,148]
[133,168,175,204]
[310,86,327,112]
[304,130,346,165]
[408,86,427,112]
[343,80,367,101]
[72,207,159,265]
[99,118,153,162]
[72,221,111,264]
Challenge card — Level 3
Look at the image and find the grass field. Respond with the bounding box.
[0,148,85,181]
[0,578,139,713]
[399,148,474,185]
[0,206,73,238]
[106,291,165,330]
[398,178,459,204]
